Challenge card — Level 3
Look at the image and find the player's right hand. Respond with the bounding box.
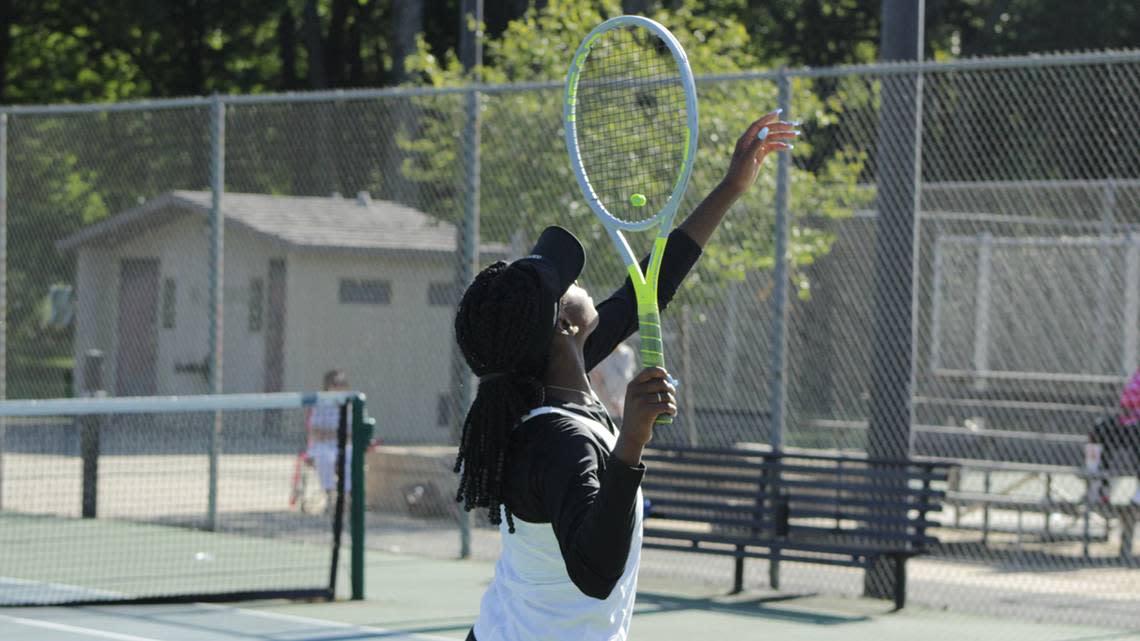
[621,367,677,445]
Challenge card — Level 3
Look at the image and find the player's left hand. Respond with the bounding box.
[719,111,799,196]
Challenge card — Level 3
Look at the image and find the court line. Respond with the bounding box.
[0,576,126,602]
[201,604,462,641]
[0,613,163,641]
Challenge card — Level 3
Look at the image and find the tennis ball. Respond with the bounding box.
[630,193,647,207]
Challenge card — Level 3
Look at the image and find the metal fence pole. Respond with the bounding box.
[766,70,793,592]
[0,113,6,511]
[454,0,484,560]
[1124,233,1140,375]
[865,0,924,602]
[207,95,226,531]
[972,233,993,391]
[681,305,697,446]
[769,72,792,453]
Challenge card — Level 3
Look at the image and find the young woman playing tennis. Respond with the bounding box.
[455,112,797,641]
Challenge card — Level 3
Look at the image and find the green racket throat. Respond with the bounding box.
[629,237,673,426]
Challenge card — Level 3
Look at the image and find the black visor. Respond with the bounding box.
[507,226,585,372]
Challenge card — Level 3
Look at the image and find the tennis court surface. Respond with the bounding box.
[3,393,1139,640]
[3,549,1140,641]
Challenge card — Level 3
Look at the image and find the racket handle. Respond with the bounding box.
[639,308,673,426]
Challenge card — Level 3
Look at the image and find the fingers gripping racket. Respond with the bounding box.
[564,16,699,424]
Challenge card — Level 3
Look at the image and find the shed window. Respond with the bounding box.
[428,281,458,306]
[339,279,391,305]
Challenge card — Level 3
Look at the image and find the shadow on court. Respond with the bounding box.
[634,590,870,625]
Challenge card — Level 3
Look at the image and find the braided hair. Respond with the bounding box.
[453,261,549,533]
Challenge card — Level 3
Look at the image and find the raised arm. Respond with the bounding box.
[583,112,798,369]
[678,110,798,248]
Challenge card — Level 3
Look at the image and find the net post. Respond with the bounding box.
[207,94,226,532]
[351,394,372,601]
[80,350,105,519]
[328,402,350,598]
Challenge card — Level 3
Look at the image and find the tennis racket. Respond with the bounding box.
[564,15,699,425]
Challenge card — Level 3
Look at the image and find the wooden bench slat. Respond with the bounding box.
[787,493,942,511]
[778,478,947,498]
[643,527,912,556]
[647,469,947,497]
[652,463,766,479]
[650,512,774,529]
[787,524,938,547]
[789,507,941,529]
[647,497,769,514]
[646,445,952,470]
[642,541,872,568]
[645,455,950,483]
[642,481,768,500]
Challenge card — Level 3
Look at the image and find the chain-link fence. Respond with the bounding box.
[1,50,1138,627]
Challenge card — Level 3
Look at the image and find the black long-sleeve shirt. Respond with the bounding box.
[503,229,702,600]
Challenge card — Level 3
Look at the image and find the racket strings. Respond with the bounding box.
[575,26,689,224]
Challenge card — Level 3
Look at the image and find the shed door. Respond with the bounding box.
[115,259,160,396]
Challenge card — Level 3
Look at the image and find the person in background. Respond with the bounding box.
[1117,367,1140,505]
[307,369,352,511]
[588,339,637,421]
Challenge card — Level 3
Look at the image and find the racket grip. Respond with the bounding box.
[638,308,673,426]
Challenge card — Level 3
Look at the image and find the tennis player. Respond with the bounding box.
[454,112,796,641]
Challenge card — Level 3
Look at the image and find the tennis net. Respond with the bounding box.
[0,391,370,606]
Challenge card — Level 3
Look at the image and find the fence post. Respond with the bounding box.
[207,94,226,532]
[1094,180,1116,371]
[1123,233,1139,376]
[765,69,793,592]
[865,0,924,602]
[453,0,484,560]
[769,70,792,453]
[681,305,697,446]
[972,233,993,391]
[0,112,7,512]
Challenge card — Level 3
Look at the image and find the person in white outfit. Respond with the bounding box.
[451,112,795,641]
[307,369,351,510]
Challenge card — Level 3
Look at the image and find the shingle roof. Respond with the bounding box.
[56,190,508,257]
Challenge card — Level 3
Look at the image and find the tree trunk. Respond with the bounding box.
[0,0,11,102]
[301,0,336,194]
[277,7,298,90]
[381,0,424,205]
[621,0,652,14]
[302,0,327,89]
[179,0,206,95]
[326,0,351,87]
[390,0,424,84]
[347,1,364,86]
